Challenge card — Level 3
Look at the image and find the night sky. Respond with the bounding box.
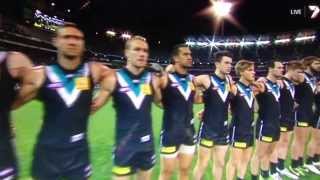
[1,0,319,48]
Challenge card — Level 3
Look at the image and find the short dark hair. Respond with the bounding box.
[287,60,304,71]
[56,22,82,36]
[171,44,189,57]
[170,44,189,64]
[266,60,282,69]
[302,56,320,68]
[213,50,233,63]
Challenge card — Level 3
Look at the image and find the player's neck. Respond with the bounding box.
[126,64,144,75]
[174,64,188,75]
[239,77,250,86]
[284,73,292,80]
[305,68,313,75]
[266,74,277,83]
[284,74,289,80]
[57,54,81,70]
[215,70,226,79]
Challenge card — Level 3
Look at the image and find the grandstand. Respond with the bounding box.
[0,15,319,77]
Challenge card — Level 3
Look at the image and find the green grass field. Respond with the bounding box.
[12,101,319,179]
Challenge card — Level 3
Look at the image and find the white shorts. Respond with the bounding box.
[160,144,196,159]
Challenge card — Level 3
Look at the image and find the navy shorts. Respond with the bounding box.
[160,128,197,156]
[229,126,254,149]
[312,110,320,129]
[112,146,156,176]
[161,127,196,146]
[32,144,91,180]
[255,121,280,143]
[295,109,313,127]
[198,123,229,148]
[0,140,18,180]
[280,118,295,132]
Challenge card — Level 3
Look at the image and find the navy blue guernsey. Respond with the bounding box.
[295,72,316,122]
[161,72,195,143]
[315,74,320,109]
[201,74,232,135]
[256,79,281,126]
[113,68,154,151]
[0,52,18,146]
[230,81,254,137]
[280,78,295,122]
[37,62,93,148]
[314,74,320,113]
[313,74,320,128]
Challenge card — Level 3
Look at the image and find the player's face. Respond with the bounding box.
[216,56,232,74]
[241,65,255,83]
[54,27,85,59]
[125,40,149,68]
[272,62,284,79]
[291,68,304,82]
[311,60,320,72]
[175,47,192,68]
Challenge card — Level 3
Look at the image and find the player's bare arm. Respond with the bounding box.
[13,66,45,109]
[91,63,116,113]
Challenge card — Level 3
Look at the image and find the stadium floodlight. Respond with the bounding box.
[224,42,239,47]
[186,41,196,46]
[294,35,316,42]
[240,41,255,46]
[212,1,233,18]
[256,41,271,45]
[209,41,217,47]
[121,33,131,39]
[274,38,291,44]
[196,42,209,46]
[106,30,116,37]
[213,42,224,47]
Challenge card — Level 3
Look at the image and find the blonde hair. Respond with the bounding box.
[235,60,254,75]
[125,35,147,50]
